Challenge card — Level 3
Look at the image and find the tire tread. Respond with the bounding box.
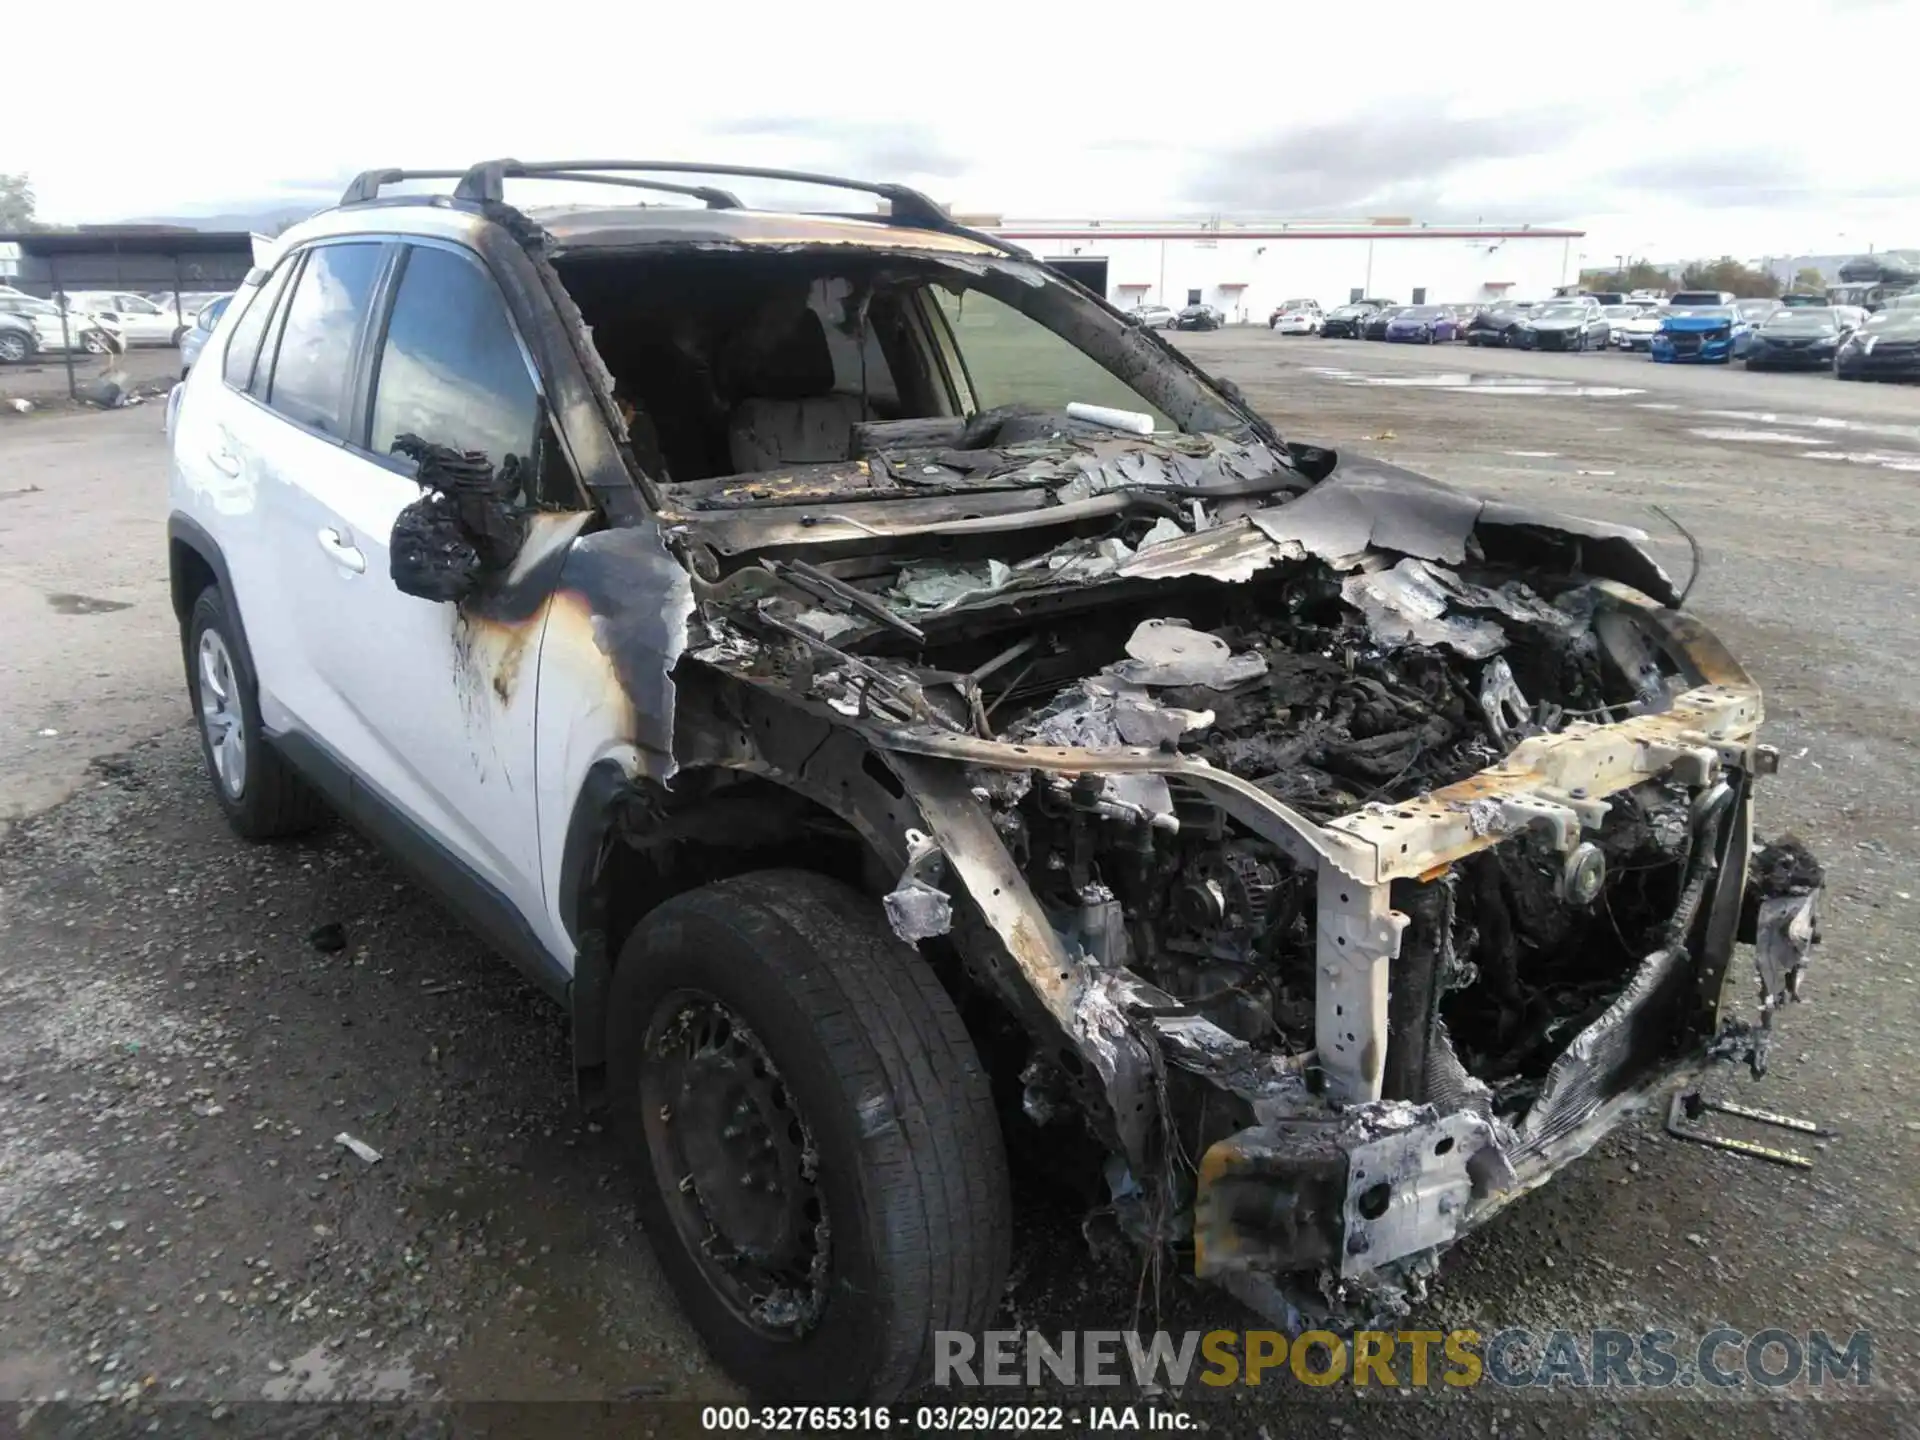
[619,870,1011,1401]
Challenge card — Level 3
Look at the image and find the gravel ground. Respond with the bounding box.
[1,335,1915,1436]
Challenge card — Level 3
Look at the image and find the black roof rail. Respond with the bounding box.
[448,159,1028,257]
[342,160,1031,261]
[339,169,467,205]
[340,167,741,210]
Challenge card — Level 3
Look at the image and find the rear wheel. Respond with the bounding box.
[608,870,1011,1403]
[186,586,329,839]
[0,330,32,363]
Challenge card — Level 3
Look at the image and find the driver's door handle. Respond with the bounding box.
[316,526,366,574]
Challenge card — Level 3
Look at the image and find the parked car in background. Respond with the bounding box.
[1384,305,1459,343]
[1361,307,1407,341]
[1173,304,1224,331]
[62,291,186,346]
[1627,289,1666,304]
[1464,303,1530,347]
[1651,305,1752,363]
[1612,308,1666,352]
[1735,298,1783,327]
[1743,306,1861,371]
[1835,307,1920,381]
[0,311,37,364]
[1514,299,1610,351]
[1778,293,1828,309]
[148,292,229,331]
[1318,302,1379,338]
[1269,299,1323,333]
[1667,290,1737,309]
[0,292,124,354]
[177,294,233,377]
[1126,304,1177,330]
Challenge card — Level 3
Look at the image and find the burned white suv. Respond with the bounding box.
[165,160,1824,1403]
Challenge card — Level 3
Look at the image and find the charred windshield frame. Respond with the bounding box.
[546,237,1270,503]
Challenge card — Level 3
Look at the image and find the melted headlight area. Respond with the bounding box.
[995,778,1320,1052]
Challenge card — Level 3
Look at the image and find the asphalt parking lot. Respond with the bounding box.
[2,334,1916,1436]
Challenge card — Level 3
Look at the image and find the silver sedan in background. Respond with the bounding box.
[177,294,232,377]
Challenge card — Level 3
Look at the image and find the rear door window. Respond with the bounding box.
[367,244,540,471]
[222,260,298,391]
[263,242,385,437]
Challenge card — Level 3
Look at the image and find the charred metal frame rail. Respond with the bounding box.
[876,581,1767,1110]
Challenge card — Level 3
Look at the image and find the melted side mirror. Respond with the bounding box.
[386,435,528,604]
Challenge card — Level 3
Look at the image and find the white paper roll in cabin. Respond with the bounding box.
[1065,402,1155,436]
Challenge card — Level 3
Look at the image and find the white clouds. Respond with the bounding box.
[7,0,1915,259]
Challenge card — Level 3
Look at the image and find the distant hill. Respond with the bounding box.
[123,203,324,235]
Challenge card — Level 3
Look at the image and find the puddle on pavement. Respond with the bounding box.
[1799,450,1920,473]
[1689,428,1815,445]
[1307,367,1643,398]
[1697,409,1920,444]
[46,592,131,615]
[261,1343,422,1400]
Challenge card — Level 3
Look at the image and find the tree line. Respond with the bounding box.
[1580,256,1828,298]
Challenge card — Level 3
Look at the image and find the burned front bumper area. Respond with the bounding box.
[871,599,1823,1322]
[668,430,1825,1322]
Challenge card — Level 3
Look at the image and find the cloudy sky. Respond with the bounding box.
[10,0,1915,264]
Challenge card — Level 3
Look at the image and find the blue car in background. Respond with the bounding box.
[1650,305,1753,364]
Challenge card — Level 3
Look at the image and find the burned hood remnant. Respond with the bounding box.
[407,182,1825,1335]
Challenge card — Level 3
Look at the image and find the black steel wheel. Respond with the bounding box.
[638,991,832,1338]
[607,870,1010,1403]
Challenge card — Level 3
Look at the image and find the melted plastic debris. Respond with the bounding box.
[892,560,1012,610]
[688,615,759,666]
[883,878,955,943]
[1110,619,1270,687]
[1342,564,1506,659]
[788,608,864,642]
[387,435,527,603]
[1340,558,1589,659]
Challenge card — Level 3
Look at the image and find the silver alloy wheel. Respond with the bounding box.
[0,332,28,363]
[197,629,247,798]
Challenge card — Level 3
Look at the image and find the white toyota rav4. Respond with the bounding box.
[166,160,1826,1404]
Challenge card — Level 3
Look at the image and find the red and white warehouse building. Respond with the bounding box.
[974,217,1585,321]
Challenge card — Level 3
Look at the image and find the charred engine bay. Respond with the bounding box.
[697,497,1695,1113]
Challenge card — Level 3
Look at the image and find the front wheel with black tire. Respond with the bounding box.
[186,586,328,839]
[0,330,33,364]
[608,870,1012,1403]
